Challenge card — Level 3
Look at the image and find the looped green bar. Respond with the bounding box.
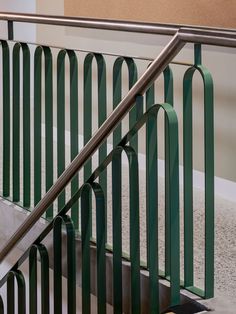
[57,49,79,218]
[83,52,107,238]
[7,270,26,314]
[113,57,138,149]
[145,66,174,280]
[146,65,173,109]
[183,46,214,298]
[29,243,49,314]
[53,214,76,314]
[12,42,31,207]
[34,46,54,218]
[111,145,140,314]
[144,103,180,309]
[83,52,107,176]
[98,102,179,310]
[145,100,158,312]
[1,40,10,198]
[80,182,106,314]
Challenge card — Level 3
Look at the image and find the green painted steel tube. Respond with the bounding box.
[68,50,79,226]
[113,57,138,149]
[163,103,180,305]
[183,44,214,298]
[34,47,42,207]
[94,182,106,314]
[29,244,49,314]
[7,270,26,314]
[163,67,174,279]
[112,151,122,313]
[145,66,173,288]
[83,53,107,237]
[81,184,91,314]
[12,42,31,207]
[34,46,54,218]
[57,49,79,223]
[1,41,10,198]
[127,145,141,313]
[12,43,20,203]
[57,50,66,210]
[112,145,141,313]
[53,215,76,314]
[146,84,159,312]
[81,182,106,314]
[119,103,180,306]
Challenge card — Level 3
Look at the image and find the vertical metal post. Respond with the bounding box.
[7,21,14,40]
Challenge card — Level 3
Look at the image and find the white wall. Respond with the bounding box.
[0,1,36,41]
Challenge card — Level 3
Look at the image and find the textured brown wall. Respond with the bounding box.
[65,0,236,28]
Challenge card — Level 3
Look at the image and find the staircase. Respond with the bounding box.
[0,12,236,313]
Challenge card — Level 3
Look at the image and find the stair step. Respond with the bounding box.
[162,300,208,313]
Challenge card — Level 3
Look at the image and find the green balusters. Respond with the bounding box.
[81,182,106,314]
[0,101,181,314]
[113,57,138,149]
[163,67,174,278]
[57,49,79,221]
[126,146,141,313]
[83,53,107,177]
[34,47,42,207]
[7,270,26,314]
[1,41,10,198]
[145,66,174,303]
[83,53,107,237]
[29,244,49,314]
[125,103,180,308]
[53,215,76,314]
[112,149,122,314]
[22,44,31,208]
[183,44,214,298]
[93,183,106,314]
[57,51,66,209]
[12,43,31,207]
[146,66,174,278]
[111,145,141,314]
[34,46,54,218]
[162,103,180,305]
[81,184,91,314]
[146,84,159,313]
[69,50,79,226]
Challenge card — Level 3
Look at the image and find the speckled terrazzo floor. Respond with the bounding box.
[105,163,236,301]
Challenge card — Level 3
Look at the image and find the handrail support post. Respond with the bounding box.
[7,20,13,40]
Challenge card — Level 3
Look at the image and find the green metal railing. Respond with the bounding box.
[0,40,214,303]
[0,13,229,313]
[183,44,214,297]
[0,103,180,313]
[34,46,54,217]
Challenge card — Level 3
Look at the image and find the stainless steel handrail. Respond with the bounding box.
[1,20,236,263]
[0,12,177,35]
[0,12,236,36]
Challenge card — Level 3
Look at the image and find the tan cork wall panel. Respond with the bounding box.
[65,0,236,28]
